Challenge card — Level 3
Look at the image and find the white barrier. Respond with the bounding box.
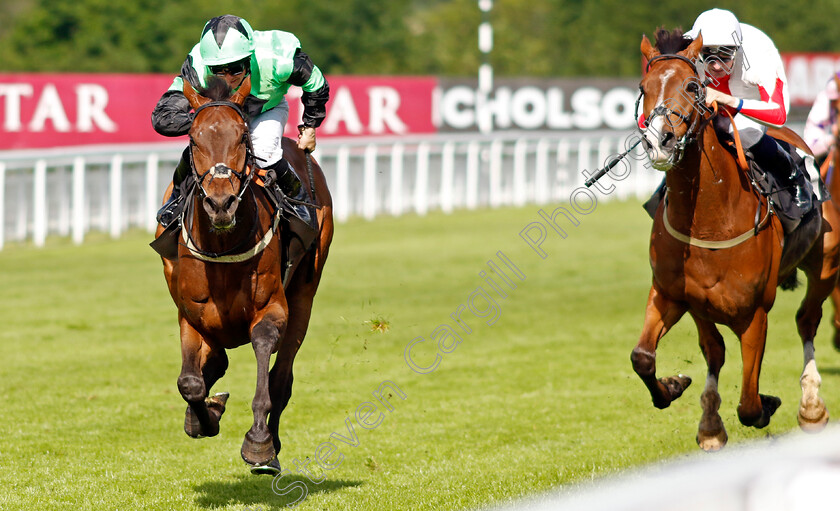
[0,131,665,249]
[488,427,840,511]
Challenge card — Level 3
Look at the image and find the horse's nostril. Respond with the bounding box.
[223,195,238,212]
[203,196,219,214]
[660,131,676,150]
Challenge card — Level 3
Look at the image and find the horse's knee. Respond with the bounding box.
[252,320,281,352]
[177,374,206,403]
[631,347,656,378]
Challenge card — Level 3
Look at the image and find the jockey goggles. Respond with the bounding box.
[209,57,250,77]
[700,46,738,63]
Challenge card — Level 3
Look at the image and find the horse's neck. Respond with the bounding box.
[664,125,754,231]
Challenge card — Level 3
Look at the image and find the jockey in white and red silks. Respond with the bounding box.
[640,8,818,218]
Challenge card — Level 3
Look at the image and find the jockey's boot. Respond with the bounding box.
[643,178,666,219]
[156,147,191,228]
[749,135,813,210]
[266,158,315,230]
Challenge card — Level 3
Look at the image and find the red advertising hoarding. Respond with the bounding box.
[0,74,439,150]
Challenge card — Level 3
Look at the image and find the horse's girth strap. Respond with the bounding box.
[717,103,749,172]
[661,192,772,250]
[181,209,282,263]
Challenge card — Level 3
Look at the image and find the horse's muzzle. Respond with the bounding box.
[203,194,240,230]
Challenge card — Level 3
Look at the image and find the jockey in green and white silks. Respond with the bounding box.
[152,14,330,227]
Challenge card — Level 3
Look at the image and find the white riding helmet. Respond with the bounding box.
[685,8,743,47]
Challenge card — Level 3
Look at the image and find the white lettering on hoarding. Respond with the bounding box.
[0,84,34,131]
[322,86,364,134]
[29,84,71,132]
[76,84,117,132]
[0,82,118,134]
[438,85,637,131]
[368,86,407,134]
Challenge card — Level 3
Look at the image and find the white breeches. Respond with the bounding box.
[249,98,290,168]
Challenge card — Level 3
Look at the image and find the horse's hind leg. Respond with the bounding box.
[794,236,837,430]
[631,285,690,409]
[177,319,222,438]
[691,314,727,451]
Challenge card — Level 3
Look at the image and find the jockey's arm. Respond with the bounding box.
[151,90,193,137]
[151,57,201,137]
[704,81,787,128]
[286,48,330,150]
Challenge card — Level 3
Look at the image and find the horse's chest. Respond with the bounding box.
[178,269,278,333]
[656,254,769,318]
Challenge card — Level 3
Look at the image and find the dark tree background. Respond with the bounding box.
[1,0,839,76]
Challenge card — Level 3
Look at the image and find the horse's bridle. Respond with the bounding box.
[189,100,257,202]
[181,99,280,261]
[637,54,709,167]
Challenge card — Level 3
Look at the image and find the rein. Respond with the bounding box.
[182,100,280,263]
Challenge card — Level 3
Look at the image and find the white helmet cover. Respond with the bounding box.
[686,8,743,47]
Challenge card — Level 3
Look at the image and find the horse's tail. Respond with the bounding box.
[779,269,800,291]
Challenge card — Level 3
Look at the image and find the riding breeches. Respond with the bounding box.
[249,98,290,168]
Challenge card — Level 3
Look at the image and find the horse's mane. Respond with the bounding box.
[197,76,233,102]
[654,27,690,54]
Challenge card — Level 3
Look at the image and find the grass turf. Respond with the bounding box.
[2,199,840,510]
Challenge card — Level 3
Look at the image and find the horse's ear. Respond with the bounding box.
[641,35,659,62]
[183,79,210,110]
[681,33,703,61]
[230,75,252,106]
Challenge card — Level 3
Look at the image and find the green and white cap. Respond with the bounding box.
[199,15,255,66]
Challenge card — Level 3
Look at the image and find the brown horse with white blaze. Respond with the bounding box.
[154,75,333,472]
[632,29,839,451]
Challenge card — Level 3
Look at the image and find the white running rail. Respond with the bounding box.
[0,131,663,250]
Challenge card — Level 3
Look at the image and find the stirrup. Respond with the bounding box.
[156,190,183,228]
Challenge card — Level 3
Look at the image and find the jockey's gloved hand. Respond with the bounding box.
[298,125,317,152]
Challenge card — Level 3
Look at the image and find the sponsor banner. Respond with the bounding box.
[782,53,840,107]
[0,74,177,150]
[0,74,439,150]
[435,78,640,132]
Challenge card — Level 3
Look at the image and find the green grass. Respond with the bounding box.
[2,199,840,510]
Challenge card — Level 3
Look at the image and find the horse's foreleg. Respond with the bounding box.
[735,308,780,428]
[242,310,287,468]
[177,319,220,438]
[691,315,727,451]
[631,285,689,409]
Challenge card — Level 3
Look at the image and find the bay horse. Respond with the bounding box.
[632,29,839,451]
[154,76,334,473]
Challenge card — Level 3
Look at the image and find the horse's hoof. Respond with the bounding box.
[696,429,728,452]
[250,457,282,476]
[241,432,276,467]
[751,395,782,429]
[184,406,205,439]
[798,402,829,432]
[206,392,229,421]
[658,374,692,404]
